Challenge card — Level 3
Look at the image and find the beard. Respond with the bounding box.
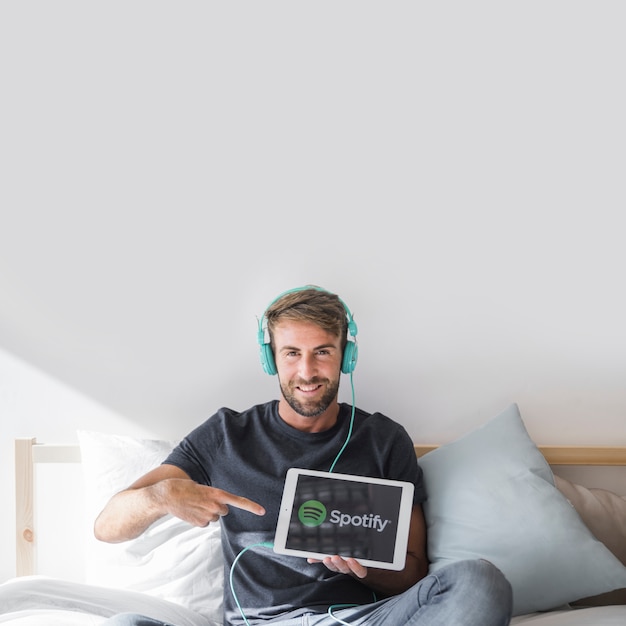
[279,376,340,418]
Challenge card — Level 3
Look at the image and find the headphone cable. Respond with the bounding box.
[230,541,274,626]
[232,371,358,624]
[328,371,356,473]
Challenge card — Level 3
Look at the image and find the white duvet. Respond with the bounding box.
[0,576,214,626]
[2,576,626,626]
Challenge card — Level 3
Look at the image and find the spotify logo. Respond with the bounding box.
[298,500,327,527]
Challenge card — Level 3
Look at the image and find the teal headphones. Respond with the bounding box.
[257,285,358,376]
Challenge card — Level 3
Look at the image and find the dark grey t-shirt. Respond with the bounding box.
[164,401,426,626]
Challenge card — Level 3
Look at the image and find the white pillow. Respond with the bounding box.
[554,474,626,606]
[419,404,626,616]
[553,475,626,566]
[77,431,224,626]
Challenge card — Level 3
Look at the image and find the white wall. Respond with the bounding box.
[0,348,145,582]
[2,2,625,582]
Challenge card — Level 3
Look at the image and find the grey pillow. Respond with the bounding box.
[419,403,626,615]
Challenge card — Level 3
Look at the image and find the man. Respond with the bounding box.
[97,286,512,626]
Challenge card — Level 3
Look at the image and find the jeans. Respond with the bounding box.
[103,559,513,626]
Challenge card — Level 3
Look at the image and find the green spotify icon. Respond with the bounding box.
[298,500,327,527]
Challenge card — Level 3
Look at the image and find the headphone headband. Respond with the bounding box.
[257,285,358,375]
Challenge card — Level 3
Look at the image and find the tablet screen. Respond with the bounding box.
[274,469,414,570]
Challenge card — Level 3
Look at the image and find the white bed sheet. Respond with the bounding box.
[511,605,626,625]
[0,576,216,626]
[2,576,625,626]
[0,609,104,625]
[0,576,626,626]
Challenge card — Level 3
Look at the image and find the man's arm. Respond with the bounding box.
[94,463,265,543]
[311,504,429,596]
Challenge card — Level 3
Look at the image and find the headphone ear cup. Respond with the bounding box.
[341,340,358,374]
[259,343,277,375]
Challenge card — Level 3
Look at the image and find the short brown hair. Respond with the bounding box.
[265,286,349,351]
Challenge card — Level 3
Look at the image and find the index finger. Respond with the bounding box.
[220,491,266,516]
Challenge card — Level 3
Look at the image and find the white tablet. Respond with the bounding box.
[273,468,415,571]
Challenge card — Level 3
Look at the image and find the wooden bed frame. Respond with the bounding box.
[15,437,626,579]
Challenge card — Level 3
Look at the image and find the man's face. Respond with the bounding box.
[272,320,342,419]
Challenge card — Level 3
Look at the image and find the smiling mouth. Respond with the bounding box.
[297,384,322,393]
[294,379,325,393]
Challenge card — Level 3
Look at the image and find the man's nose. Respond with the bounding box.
[298,353,317,378]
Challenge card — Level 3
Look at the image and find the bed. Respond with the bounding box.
[3,403,626,625]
